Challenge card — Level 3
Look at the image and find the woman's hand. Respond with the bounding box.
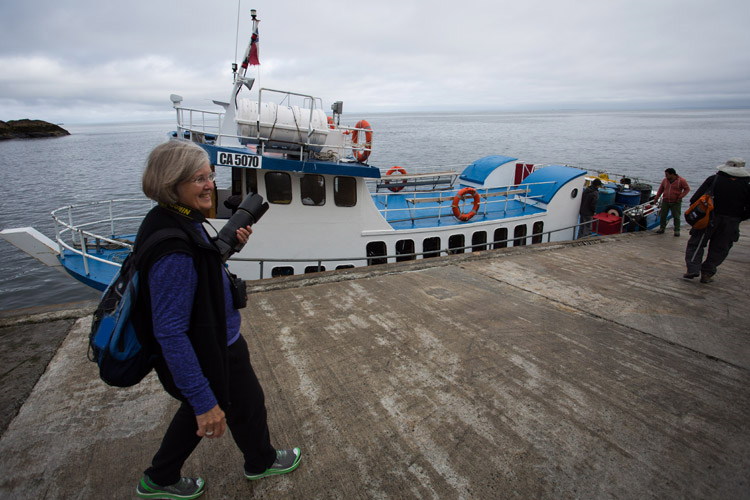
[196,404,227,439]
[234,225,253,251]
[236,225,253,246]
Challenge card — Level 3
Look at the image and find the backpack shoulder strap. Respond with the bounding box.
[133,227,190,264]
[707,174,719,195]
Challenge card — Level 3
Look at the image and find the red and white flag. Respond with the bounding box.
[243,20,260,68]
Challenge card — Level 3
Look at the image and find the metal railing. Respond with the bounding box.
[232,200,662,279]
[175,107,223,139]
[47,197,581,279]
[48,193,657,280]
[230,222,587,279]
[371,181,555,223]
[173,89,371,163]
[51,199,155,276]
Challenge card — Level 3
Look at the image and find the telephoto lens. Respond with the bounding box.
[214,192,269,261]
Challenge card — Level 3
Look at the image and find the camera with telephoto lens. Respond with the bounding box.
[214,192,269,262]
[214,192,269,310]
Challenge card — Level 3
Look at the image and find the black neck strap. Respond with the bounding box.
[160,203,206,223]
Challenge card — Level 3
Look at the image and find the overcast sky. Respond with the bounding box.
[1,0,749,123]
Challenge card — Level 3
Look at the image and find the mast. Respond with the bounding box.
[220,9,260,146]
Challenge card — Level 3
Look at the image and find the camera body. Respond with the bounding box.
[214,192,269,262]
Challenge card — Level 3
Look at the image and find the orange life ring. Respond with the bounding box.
[384,166,407,192]
[452,187,480,221]
[327,116,335,129]
[351,119,373,163]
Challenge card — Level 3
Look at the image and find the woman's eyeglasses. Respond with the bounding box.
[189,172,216,185]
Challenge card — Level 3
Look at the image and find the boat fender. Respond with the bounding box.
[452,187,480,221]
[385,166,408,192]
[352,119,373,163]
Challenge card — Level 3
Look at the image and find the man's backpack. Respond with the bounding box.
[88,228,186,387]
[684,195,714,229]
[684,175,718,230]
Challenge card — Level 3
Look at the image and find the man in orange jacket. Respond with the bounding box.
[654,168,690,236]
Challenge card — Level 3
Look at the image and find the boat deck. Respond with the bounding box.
[373,188,546,230]
[1,226,748,498]
[59,246,129,290]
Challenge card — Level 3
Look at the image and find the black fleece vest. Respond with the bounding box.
[132,204,231,409]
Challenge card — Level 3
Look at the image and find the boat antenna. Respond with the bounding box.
[233,0,241,76]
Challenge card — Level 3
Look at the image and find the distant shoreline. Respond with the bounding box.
[0,119,70,140]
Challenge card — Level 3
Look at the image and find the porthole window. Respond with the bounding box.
[493,228,508,249]
[532,221,544,244]
[423,237,441,258]
[265,172,292,204]
[366,241,387,265]
[472,231,487,251]
[334,176,357,207]
[448,234,465,254]
[271,266,294,277]
[571,188,578,198]
[336,264,355,270]
[301,174,325,206]
[396,239,415,262]
[304,265,326,273]
[513,225,527,246]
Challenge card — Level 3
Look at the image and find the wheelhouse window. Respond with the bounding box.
[366,241,387,265]
[265,172,292,204]
[532,221,544,244]
[513,225,527,246]
[334,176,357,207]
[472,231,488,251]
[493,228,508,249]
[423,237,440,258]
[246,169,258,195]
[301,174,325,206]
[231,168,258,196]
[396,239,415,262]
[448,234,465,254]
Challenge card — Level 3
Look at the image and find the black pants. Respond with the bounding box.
[684,214,741,275]
[145,335,276,485]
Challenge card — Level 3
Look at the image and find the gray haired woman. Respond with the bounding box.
[133,140,300,499]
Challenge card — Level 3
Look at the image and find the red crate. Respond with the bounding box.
[593,213,622,235]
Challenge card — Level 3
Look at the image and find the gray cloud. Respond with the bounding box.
[1,0,749,123]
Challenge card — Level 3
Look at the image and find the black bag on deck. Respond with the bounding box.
[88,228,186,387]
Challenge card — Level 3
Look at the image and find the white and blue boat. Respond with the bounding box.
[0,11,662,291]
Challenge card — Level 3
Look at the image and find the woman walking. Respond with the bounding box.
[133,140,300,499]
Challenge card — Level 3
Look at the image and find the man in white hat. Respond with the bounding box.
[684,158,750,283]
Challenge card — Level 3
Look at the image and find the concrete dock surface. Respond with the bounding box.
[0,227,748,499]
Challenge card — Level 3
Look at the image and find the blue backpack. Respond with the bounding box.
[88,228,186,387]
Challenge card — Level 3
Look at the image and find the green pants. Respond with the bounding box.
[659,200,682,231]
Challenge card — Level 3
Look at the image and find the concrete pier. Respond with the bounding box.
[1,227,748,499]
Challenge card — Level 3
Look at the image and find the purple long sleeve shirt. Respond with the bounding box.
[148,224,241,415]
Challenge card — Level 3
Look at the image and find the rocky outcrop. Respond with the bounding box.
[0,119,70,140]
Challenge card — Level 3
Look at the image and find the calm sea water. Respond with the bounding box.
[2,109,749,311]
